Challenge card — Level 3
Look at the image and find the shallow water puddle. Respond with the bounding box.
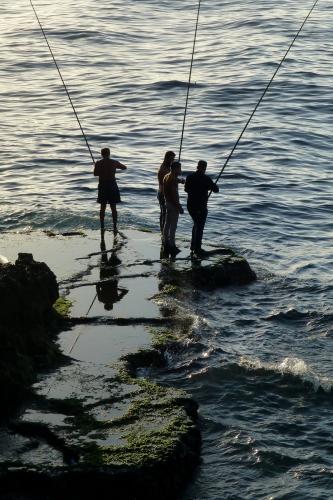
[22,410,71,427]
[59,324,152,364]
[33,361,120,403]
[0,231,99,281]
[68,275,160,318]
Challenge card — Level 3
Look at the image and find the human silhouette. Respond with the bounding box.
[185,160,219,257]
[96,241,128,310]
[94,147,127,236]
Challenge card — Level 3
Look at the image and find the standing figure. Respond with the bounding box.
[162,161,184,255]
[94,147,127,235]
[157,150,176,233]
[185,160,219,257]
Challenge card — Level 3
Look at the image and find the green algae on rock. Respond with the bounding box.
[81,378,200,468]
[53,296,73,318]
[0,357,200,500]
[151,328,181,350]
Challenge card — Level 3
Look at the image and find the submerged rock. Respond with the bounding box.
[160,250,256,289]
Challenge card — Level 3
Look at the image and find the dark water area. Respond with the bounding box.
[1,1,333,498]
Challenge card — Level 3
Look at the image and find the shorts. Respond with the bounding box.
[97,181,121,205]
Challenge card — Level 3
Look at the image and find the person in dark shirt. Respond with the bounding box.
[94,147,127,236]
[185,160,219,256]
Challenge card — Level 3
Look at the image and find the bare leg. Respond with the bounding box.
[100,204,106,230]
[110,204,118,235]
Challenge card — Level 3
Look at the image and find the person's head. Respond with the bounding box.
[170,161,181,176]
[162,150,176,167]
[101,147,110,158]
[197,160,207,172]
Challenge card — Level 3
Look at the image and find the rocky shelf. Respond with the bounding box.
[0,229,256,499]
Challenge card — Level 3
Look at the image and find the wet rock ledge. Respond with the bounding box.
[0,230,256,499]
[0,243,201,500]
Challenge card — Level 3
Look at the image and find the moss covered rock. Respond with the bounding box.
[0,359,200,500]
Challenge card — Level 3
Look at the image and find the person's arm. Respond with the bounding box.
[93,162,100,176]
[209,177,219,193]
[184,176,189,193]
[114,160,127,170]
[117,288,129,300]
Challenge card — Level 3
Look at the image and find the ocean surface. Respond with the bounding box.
[1,0,333,498]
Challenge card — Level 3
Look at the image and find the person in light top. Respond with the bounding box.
[162,161,184,255]
[157,150,176,233]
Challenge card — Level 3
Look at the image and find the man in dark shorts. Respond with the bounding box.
[185,160,219,257]
[94,147,127,235]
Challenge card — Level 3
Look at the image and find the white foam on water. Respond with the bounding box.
[240,355,333,393]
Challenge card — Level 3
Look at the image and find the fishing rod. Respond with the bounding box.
[29,0,95,164]
[178,0,202,162]
[209,0,320,196]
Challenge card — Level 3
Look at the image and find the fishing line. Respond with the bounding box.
[66,236,127,355]
[66,293,97,356]
[178,0,202,161]
[29,0,95,163]
[209,0,320,195]
[44,291,97,396]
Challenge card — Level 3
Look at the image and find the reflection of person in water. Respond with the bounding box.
[96,242,128,310]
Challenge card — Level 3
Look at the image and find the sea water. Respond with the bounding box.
[1,1,332,498]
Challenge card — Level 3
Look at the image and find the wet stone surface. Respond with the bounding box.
[0,229,255,499]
